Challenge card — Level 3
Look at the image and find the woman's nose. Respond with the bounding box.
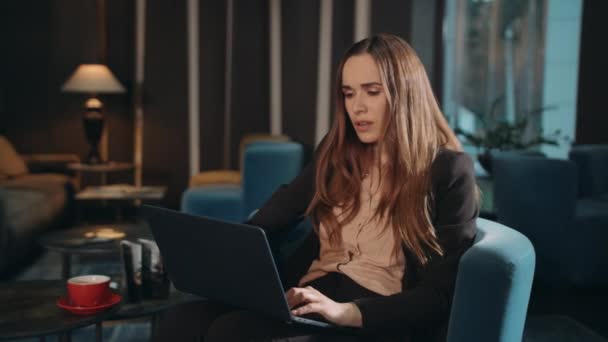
[352,94,366,114]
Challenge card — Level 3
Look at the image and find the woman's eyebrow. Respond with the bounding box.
[341,82,382,89]
[361,82,382,87]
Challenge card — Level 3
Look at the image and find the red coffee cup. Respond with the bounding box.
[67,275,111,307]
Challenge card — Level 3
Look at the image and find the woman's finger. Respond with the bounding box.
[286,287,319,308]
[286,288,303,308]
[285,288,296,307]
[304,286,320,295]
[285,288,306,307]
[294,290,319,308]
[291,302,323,316]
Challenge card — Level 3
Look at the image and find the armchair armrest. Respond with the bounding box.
[21,154,80,175]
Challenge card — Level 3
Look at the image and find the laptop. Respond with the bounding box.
[141,204,337,329]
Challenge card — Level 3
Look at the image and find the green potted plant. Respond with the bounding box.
[454,99,566,174]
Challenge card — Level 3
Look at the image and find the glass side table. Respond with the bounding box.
[0,280,121,342]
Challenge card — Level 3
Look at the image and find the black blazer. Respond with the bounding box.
[248,148,479,339]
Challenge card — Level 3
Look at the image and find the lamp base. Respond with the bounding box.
[83,110,105,165]
[85,148,103,165]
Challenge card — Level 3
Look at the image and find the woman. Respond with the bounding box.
[157,33,478,342]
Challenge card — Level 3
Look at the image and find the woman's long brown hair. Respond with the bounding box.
[306,34,462,265]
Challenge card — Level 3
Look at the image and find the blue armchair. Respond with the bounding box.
[181,141,304,222]
[270,218,535,342]
[493,155,608,287]
[448,218,535,342]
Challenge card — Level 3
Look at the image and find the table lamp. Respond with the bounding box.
[62,64,126,164]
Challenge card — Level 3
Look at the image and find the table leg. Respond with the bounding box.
[150,313,160,339]
[62,253,71,279]
[96,322,103,342]
[76,170,82,191]
[116,206,123,222]
[58,331,71,342]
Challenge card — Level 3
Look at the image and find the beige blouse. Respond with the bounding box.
[299,169,405,296]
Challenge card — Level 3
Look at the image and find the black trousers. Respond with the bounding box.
[153,272,401,342]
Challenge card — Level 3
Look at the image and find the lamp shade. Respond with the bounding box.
[61,64,126,93]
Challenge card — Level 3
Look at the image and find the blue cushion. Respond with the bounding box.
[181,184,243,222]
[576,198,608,221]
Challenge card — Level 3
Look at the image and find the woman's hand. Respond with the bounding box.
[285,286,363,327]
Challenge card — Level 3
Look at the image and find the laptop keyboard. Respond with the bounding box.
[291,315,333,328]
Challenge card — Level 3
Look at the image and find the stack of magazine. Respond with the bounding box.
[121,239,170,302]
[77,184,166,200]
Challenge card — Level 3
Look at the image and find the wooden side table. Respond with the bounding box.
[68,162,134,187]
[75,185,167,222]
[68,162,165,222]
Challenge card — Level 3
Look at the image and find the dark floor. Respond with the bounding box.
[524,315,607,342]
[524,281,608,341]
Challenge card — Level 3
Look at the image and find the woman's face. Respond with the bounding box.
[341,53,389,144]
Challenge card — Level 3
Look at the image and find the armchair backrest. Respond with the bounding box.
[492,156,577,283]
[0,135,28,179]
[491,150,546,160]
[238,134,291,171]
[242,141,304,217]
[448,218,535,342]
[569,144,608,198]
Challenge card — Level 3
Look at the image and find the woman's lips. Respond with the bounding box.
[354,121,373,133]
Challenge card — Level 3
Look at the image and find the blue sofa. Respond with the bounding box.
[0,136,77,278]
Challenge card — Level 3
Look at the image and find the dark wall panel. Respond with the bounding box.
[432,0,445,101]
[1,0,133,172]
[47,0,101,159]
[1,1,53,147]
[331,0,354,119]
[229,0,271,169]
[144,0,189,208]
[575,0,607,144]
[281,0,320,148]
[0,0,449,209]
[199,0,227,171]
[371,0,413,41]
[105,0,135,168]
